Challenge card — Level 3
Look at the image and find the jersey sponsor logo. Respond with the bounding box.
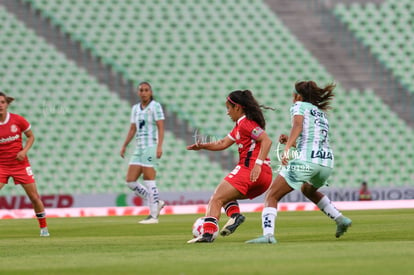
[0,134,19,144]
[310,109,326,118]
[314,118,328,129]
[311,150,333,160]
[10,124,18,133]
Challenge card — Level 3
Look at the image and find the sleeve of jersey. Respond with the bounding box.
[130,105,136,123]
[227,125,237,141]
[17,115,31,132]
[244,121,264,140]
[291,102,305,116]
[154,102,165,121]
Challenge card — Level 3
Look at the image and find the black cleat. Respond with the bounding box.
[220,213,246,236]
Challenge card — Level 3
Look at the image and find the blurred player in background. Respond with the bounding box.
[187,90,274,243]
[246,81,352,244]
[120,82,165,224]
[0,91,49,237]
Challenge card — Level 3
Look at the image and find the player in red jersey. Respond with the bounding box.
[187,90,274,243]
[0,92,49,237]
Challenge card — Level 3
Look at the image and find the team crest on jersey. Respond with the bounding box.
[10,124,18,133]
[236,131,240,140]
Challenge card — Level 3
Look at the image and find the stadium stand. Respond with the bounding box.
[1,0,413,191]
[0,6,226,196]
[334,0,414,94]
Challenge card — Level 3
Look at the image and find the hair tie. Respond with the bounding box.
[227,96,238,106]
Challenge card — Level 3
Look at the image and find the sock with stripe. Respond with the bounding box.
[224,201,240,217]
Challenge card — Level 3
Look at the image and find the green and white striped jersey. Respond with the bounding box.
[290,101,334,168]
[130,100,164,149]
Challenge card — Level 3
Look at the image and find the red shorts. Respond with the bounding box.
[224,164,272,199]
[0,162,35,184]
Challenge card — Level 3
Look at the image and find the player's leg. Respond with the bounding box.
[220,200,246,236]
[125,164,148,199]
[188,180,243,243]
[20,182,49,237]
[302,182,352,238]
[138,166,163,224]
[138,146,165,224]
[246,174,292,244]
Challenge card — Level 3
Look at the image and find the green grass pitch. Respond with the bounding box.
[1,209,413,274]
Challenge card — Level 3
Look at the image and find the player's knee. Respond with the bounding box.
[301,183,321,202]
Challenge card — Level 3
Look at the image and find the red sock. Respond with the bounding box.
[224,201,240,217]
[36,212,47,228]
[203,217,218,234]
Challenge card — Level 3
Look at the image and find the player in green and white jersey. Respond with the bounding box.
[120,82,165,224]
[247,81,352,244]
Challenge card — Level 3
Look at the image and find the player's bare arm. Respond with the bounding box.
[250,131,272,182]
[187,136,234,151]
[16,129,34,161]
[120,123,137,158]
[282,115,303,165]
[156,119,164,159]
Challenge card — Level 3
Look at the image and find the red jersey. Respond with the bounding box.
[0,112,31,166]
[228,116,270,169]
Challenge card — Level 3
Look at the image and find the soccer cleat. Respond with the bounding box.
[187,233,215,243]
[157,200,166,217]
[40,227,50,237]
[138,215,159,224]
[220,213,245,236]
[245,234,277,244]
[335,216,352,238]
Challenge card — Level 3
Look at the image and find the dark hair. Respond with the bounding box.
[0,91,14,104]
[227,90,274,129]
[294,81,335,111]
[138,81,154,101]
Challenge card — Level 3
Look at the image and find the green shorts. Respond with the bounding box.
[279,159,332,190]
[129,146,158,167]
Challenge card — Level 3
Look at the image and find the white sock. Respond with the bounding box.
[262,207,277,236]
[144,180,159,218]
[316,196,342,220]
[126,181,148,199]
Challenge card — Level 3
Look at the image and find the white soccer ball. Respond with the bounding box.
[192,217,219,239]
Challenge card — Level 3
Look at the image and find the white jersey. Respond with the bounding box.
[130,100,164,149]
[290,101,334,168]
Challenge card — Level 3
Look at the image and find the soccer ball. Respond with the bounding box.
[192,217,219,239]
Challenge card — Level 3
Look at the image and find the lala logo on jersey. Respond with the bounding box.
[10,124,18,133]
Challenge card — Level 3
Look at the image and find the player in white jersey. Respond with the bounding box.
[120,82,165,224]
[247,81,352,244]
